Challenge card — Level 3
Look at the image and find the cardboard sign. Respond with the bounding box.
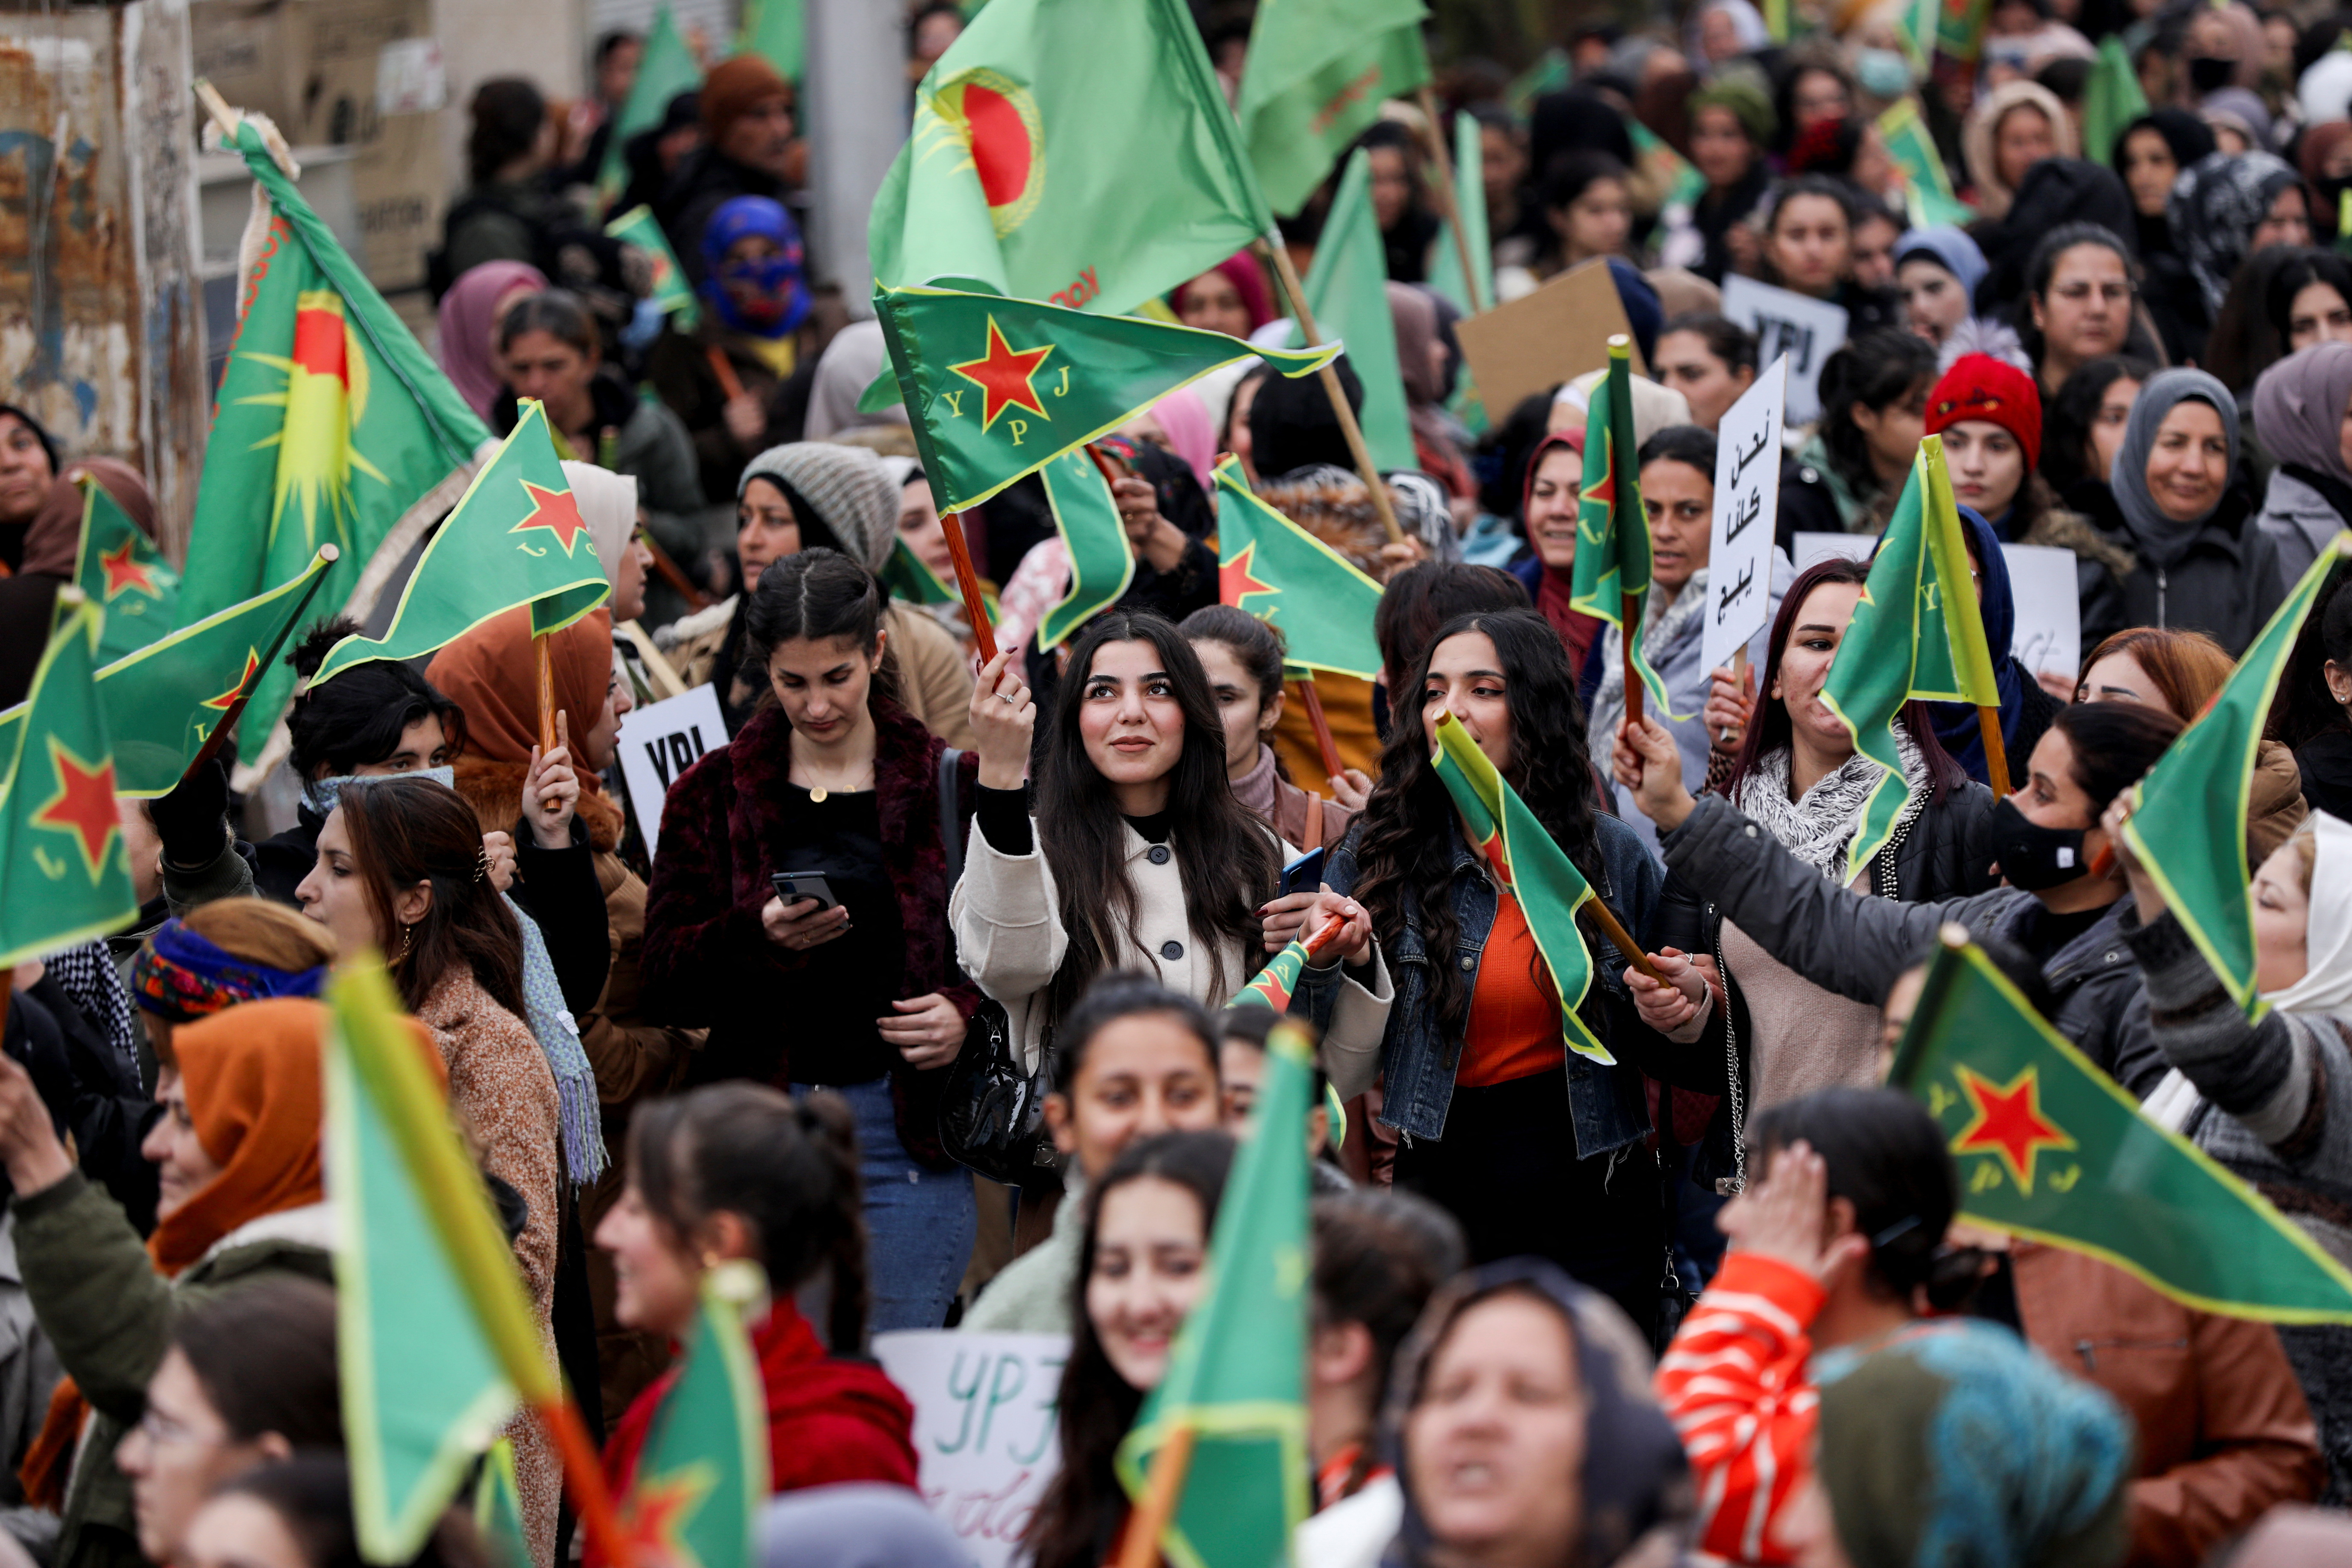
[1702,357,1790,678]
[1720,276,1850,425]
[614,683,727,857]
[1791,531,1875,571]
[1454,258,1643,419]
[873,1331,1068,1568]
[2003,543,2081,685]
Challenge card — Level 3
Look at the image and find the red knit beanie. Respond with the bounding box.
[1925,353,2042,472]
[701,54,792,151]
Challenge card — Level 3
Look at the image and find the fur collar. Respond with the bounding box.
[198,1202,336,1269]
[2022,507,2136,579]
[449,756,626,853]
[727,696,945,845]
[658,594,739,651]
[1253,471,1392,574]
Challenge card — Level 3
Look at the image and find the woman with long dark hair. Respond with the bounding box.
[954,612,1385,1075]
[1291,608,1707,1337]
[1025,1130,1235,1568]
[642,548,981,1332]
[1638,560,1991,1179]
[590,1081,918,1536]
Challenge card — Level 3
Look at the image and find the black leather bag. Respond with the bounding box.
[931,749,1056,1182]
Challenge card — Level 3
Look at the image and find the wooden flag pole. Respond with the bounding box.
[535,634,558,755]
[1251,238,1408,546]
[1978,706,2012,800]
[1416,86,1486,315]
[638,533,715,612]
[1112,1423,1198,1568]
[705,343,749,404]
[940,509,1000,664]
[1296,679,1344,781]
[1622,591,1646,731]
[177,544,340,786]
[1719,646,1748,747]
[529,1394,641,1568]
[1589,897,1666,986]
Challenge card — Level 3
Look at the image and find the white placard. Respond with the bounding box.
[2003,543,2080,684]
[1702,357,1790,677]
[1791,531,1876,571]
[614,684,727,857]
[1720,276,1850,425]
[375,38,448,115]
[872,1331,1068,1568]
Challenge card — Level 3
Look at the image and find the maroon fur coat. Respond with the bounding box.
[640,697,981,1166]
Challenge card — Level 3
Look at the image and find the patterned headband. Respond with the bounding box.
[131,919,326,1023]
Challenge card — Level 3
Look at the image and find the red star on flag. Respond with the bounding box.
[96,538,161,601]
[949,317,1054,432]
[621,1464,716,1568]
[31,738,122,883]
[1952,1065,2075,1196]
[511,480,591,555]
[1220,542,1278,606]
[201,650,264,713]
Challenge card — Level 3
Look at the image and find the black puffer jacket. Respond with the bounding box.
[1659,793,2164,1093]
[2083,483,2286,657]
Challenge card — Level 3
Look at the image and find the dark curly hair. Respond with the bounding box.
[1351,608,1604,1042]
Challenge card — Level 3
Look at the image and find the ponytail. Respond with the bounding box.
[628,1082,872,1351]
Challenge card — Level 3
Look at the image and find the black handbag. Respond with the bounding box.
[931,748,1057,1183]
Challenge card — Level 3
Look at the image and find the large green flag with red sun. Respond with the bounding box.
[1429,710,1613,1065]
[308,401,611,685]
[72,475,179,664]
[873,280,1336,512]
[869,0,1273,321]
[1891,930,2352,1323]
[0,594,138,967]
[181,115,492,780]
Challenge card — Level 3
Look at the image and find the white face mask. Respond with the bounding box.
[303,764,457,816]
[1855,47,1911,99]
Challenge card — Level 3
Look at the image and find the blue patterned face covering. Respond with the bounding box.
[303,764,456,816]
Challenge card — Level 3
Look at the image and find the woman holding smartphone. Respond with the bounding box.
[642,548,981,1333]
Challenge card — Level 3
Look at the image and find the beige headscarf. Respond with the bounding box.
[1961,80,2078,221]
[559,460,638,596]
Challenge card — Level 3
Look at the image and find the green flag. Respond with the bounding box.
[880,538,958,607]
[1213,458,1383,679]
[870,0,1271,322]
[1891,933,2352,1323]
[1034,449,1135,651]
[72,475,179,664]
[1879,98,1965,207]
[1628,120,1708,213]
[622,1264,770,1568]
[606,205,699,328]
[1569,342,1672,718]
[1232,939,1309,1013]
[1507,50,1569,115]
[2122,538,2347,1011]
[1235,0,1430,216]
[1294,150,1415,472]
[309,401,611,686]
[1818,435,2001,883]
[738,0,803,84]
[2080,37,2149,165]
[1428,106,1492,319]
[182,117,491,778]
[0,548,336,797]
[1115,1019,1315,1568]
[0,596,138,967]
[596,7,702,206]
[473,1441,531,1568]
[872,280,1336,512]
[328,969,517,1561]
[1428,709,1613,1066]
[1935,0,1994,69]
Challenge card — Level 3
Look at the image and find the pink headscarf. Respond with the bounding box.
[1171,254,1277,334]
[436,260,549,419]
[1149,388,1217,493]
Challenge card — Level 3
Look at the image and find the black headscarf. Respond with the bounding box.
[1529,89,1637,175]
[1377,1259,1695,1568]
[1972,158,2138,318]
[2112,109,2218,257]
[1248,353,1367,479]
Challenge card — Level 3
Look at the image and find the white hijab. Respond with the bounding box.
[2263,811,2352,1015]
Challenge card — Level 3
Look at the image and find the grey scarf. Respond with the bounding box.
[307,769,607,1181]
[1732,723,1928,881]
[2108,367,2239,572]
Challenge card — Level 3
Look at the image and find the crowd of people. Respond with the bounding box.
[15,0,2352,1565]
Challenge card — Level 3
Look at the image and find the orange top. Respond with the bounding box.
[1457,892,1567,1087]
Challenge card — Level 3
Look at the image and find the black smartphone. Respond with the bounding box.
[1279,846,1327,898]
[770,871,840,912]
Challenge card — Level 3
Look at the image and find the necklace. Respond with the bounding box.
[797,759,874,803]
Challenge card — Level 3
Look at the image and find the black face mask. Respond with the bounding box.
[2187,54,2236,94]
[1987,798,2091,891]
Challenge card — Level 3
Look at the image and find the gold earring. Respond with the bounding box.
[399,923,414,956]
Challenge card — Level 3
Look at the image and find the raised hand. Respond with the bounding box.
[968,650,1037,791]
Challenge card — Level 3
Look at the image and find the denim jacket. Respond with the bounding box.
[1312,812,1675,1158]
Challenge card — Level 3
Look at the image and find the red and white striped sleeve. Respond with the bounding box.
[1653,1252,1828,1567]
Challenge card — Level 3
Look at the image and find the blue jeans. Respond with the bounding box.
[789,1076,976,1334]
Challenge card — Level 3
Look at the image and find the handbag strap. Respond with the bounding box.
[939,747,966,886]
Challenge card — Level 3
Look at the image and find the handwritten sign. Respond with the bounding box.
[614,683,727,857]
[872,1331,1068,1568]
[1720,276,1850,425]
[1702,357,1789,678]
[2002,543,2080,687]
